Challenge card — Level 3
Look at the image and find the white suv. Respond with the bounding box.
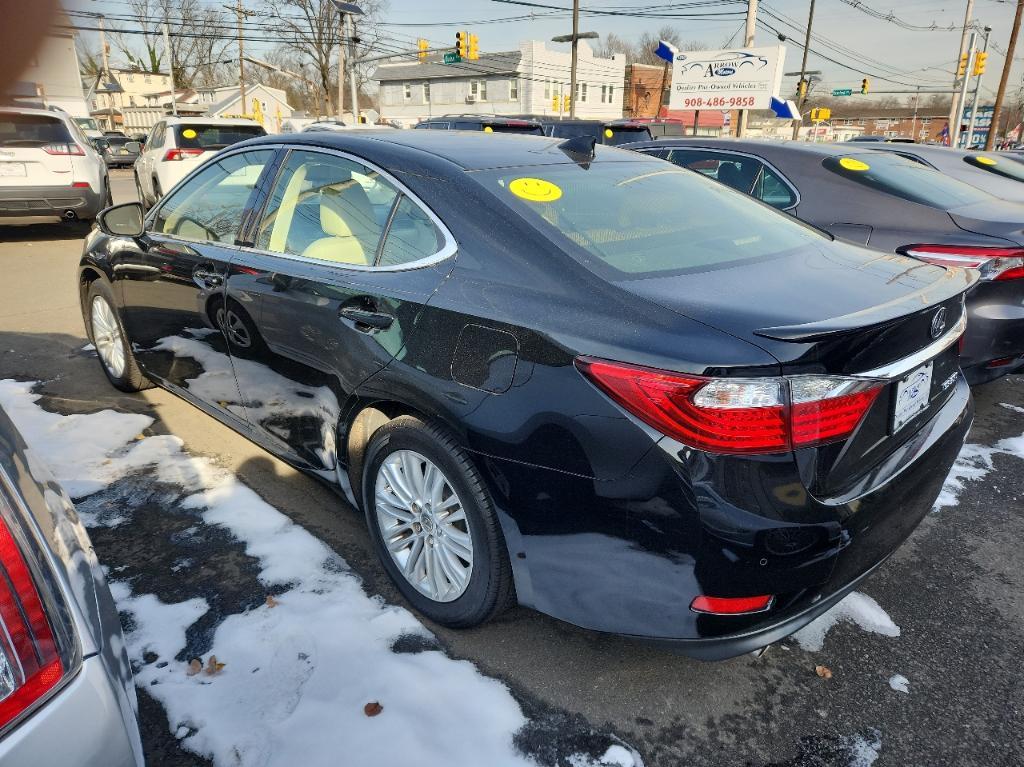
[0,107,110,223]
[133,117,266,208]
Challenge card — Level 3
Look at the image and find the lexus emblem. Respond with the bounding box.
[930,307,947,339]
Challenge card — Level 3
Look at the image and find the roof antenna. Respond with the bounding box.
[557,135,597,168]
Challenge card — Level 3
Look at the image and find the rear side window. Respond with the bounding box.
[823,153,991,208]
[379,196,442,267]
[477,161,823,277]
[154,149,272,243]
[963,154,1024,183]
[659,149,796,210]
[0,114,72,147]
[173,123,266,150]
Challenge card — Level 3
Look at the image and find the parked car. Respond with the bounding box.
[862,142,1024,202]
[0,107,111,223]
[102,130,127,138]
[133,117,267,209]
[80,131,973,659]
[301,120,396,133]
[0,405,143,766]
[414,115,544,134]
[627,138,1024,384]
[845,135,915,143]
[539,118,653,146]
[97,136,140,169]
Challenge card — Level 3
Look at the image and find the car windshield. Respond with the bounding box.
[0,113,72,147]
[475,160,825,278]
[823,152,992,208]
[963,153,1024,183]
[173,123,266,149]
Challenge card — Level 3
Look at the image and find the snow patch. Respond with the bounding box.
[792,592,900,652]
[845,728,882,767]
[934,424,1024,512]
[888,674,909,694]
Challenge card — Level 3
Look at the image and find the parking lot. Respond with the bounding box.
[0,168,1022,766]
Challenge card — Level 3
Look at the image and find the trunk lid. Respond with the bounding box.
[947,199,1024,245]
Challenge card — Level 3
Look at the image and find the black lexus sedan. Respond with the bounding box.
[78,131,974,659]
[627,138,1024,384]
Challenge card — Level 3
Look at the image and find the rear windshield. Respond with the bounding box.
[604,126,652,145]
[173,123,266,149]
[823,153,991,208]
[484,123,544,135]
[0,113,71,147]
[106,137,132,147]
[474,161,825,278]
[547,123,601,141]
[963,154,1024,183]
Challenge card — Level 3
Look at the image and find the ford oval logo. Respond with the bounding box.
[715,66,736,76]
[930,307,947,339]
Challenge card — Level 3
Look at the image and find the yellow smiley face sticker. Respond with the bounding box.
[604,128,614,139]
[182,128,198,139]
[975,155,997,165]
[483,126,494,133]
[509,177,563,202]
[839,157,870,171]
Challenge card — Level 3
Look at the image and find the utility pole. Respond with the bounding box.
[97,15,112,130]
[791,0,816,140]
[237,0,247,116]
[337,24,345,120]
[348,15,359,122]
[911,85,921,140]
[987,0,1024,150]
[954,30,977,147]
[736,0,758,137]
[966,26,991,148]
[570,0,580,118]
[163,22,178,116]
[947,0,975,147]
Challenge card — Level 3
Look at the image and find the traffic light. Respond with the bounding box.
[563,94,571,112]
[958,52,969,78]
[468,33,480,60]
[417,38,428,61]
[455,31,467,59]
[860,78,869,94]
[973,51,988,76]
[797,79,807,99]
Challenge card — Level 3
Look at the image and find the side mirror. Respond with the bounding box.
[97,202,145,237]
[124,141,142,153]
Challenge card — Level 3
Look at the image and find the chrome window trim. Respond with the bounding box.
[852,310,967,381]
[638,145,801,211]
[231,143,458,272]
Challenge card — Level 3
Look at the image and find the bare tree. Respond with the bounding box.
[593,27,707,65]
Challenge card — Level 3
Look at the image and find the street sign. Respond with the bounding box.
[832,88,852,97]
[668,45,786,111]
[443,52,461,64]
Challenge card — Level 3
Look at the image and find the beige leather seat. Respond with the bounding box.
[301,180,381,265]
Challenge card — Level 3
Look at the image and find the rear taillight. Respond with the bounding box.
[901,244,1024,281]
[575,358,883,455]
[163,148,205,161]
[0,515,63,729]
[691,594,774,615]
[41,143,85,156]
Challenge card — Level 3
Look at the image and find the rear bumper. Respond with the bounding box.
[0,184,103,219]
[960,279,1024,383]
[0,656,142,767]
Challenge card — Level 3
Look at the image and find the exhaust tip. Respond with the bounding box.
[62,209,77,220]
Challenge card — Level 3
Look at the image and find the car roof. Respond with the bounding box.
[162,116,262,127]
[423,115,542,125]
[624,137,869,159]
[242,129,648,171]
[0,106,72,120]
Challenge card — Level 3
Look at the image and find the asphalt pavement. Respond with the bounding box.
[0,168,1021,766]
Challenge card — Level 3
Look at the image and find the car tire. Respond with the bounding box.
[362,415,515,628]
[86,281,152,393]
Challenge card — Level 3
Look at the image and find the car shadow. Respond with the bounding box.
[0,219,92,242]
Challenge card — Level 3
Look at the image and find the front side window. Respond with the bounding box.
[255,149,435,267]
[823,153,991,208]
[154,149,273,243]
[476,161,823,278]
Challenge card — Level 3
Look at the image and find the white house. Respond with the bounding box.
[372,40,626,127]
[187,83,295,133]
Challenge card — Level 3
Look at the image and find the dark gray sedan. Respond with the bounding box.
[627,138,1024,384]
[863,143,1024,203]
[0,405,142,766]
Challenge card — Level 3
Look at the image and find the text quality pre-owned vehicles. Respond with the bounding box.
[0,107,110,223]
[629,138,1024,383]
[0,405,143,766]
[79,131,973,658]
[133,117,266,209]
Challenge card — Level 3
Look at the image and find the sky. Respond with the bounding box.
[66,0,1024,104]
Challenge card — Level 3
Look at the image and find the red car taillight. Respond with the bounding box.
[163,148,205,161]
[41,143,85,156]
[0,515,63,728]
[575,358,883,455]
[901,244,1024,281]
[691,594,774,615]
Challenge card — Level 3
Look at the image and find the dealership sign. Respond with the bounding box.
[669,46,786,111]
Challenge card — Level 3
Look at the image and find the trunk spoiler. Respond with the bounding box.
[754,266,977,343]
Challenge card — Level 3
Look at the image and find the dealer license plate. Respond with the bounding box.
[0,163,26,177]
[893,361,933,433]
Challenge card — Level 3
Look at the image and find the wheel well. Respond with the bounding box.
[344,399,431,507]
[78,268,103,314]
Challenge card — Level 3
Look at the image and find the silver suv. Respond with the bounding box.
[0,107,111,223]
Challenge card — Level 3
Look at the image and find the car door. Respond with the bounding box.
[112,147,276,421]
[222,146,454,472]
[137,122,163,202]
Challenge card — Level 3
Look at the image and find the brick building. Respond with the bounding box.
[624,62,727,134]
[825,104,951,142]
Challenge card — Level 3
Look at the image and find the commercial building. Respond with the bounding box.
[2,10,90,118]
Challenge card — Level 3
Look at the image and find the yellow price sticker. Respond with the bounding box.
[483,126,494,133]
[604,128,613,139]
[509,177,563,202]
[182,128,198,139]
[839,157,870,172]
[975,156,997,165]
